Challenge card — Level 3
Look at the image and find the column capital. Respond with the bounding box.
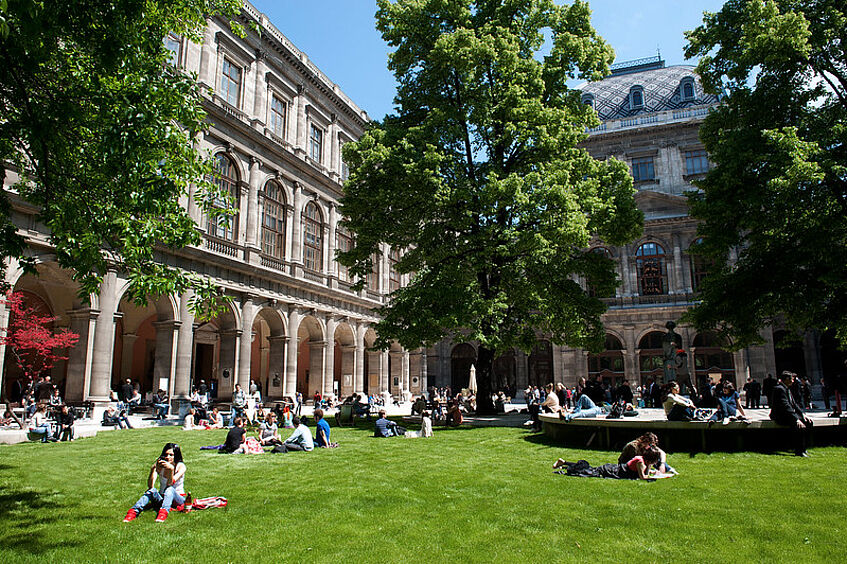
[152,319,182,331]
[67,308,99,321]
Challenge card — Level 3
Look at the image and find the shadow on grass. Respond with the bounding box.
[0,487,82,555]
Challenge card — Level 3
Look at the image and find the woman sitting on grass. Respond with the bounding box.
[124,443,190,523]
[554,446,661,480]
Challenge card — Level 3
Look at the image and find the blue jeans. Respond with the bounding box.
[154,403,169,418]
[132,487,185,513]
[31,424,53,442]
[566,395,603,420]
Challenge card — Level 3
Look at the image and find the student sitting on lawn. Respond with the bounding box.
[272,416,314,452]
[554,446,662,480]
[446,401,463,426]
[222,417,248,453]
[258,412,283,447]
[421,410,433,438]
[124,442,190,523]
[375,409,406,437]
[314,409,337,448]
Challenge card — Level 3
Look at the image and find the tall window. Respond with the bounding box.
[689,237,710,293]
[630,86,644,109]
[684,149,709,176]
[269,96,287,140]
[309,124,323,162]
[336,226,353,281]
[631,156,655,182]
[207,154,239,241]
[681,79,695,100]
[164,34,181,66]
[260,181,286,259]
[582,94,594,108]
[220,59,241,107]
[636,242,667,295]
[303,202,322,271]
[388,248,401,292]
[367,253,380,292]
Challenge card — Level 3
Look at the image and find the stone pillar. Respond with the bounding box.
[173,292,196,399]
[324,317,339,396]
[245,157,262,251]
[379,351,390,393]
[266,335,287,399]
[65,309,97,402]
[252,50,267,126]
[198,19,217,88]
[285,307,301,397]
[308,340,326,398]
[420,349,428,395]
[238,298,255,391]
[327,203,338,280]
[218,329,240,399]
[289,183,303,276]
[295,84,307,155]
[153,319,181,401]
[401,351,410,396]
[284,197,295,263]
[88,272,120,402]
[329,116,339,175]
[672,240,685,294]
[354,326,366,395]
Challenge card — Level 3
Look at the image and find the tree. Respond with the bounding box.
[684,0,847,348]
[0,291,79,385]
[0,0,241,318]
[340,0,642,412]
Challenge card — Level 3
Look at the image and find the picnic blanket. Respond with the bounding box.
[190,496,228,510]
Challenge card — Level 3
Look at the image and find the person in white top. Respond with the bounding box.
[421,411,433,438]
[123,443,190,523]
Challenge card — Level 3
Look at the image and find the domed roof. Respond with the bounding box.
[578,61,719,121]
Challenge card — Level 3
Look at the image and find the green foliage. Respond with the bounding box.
[340,0,641,370]
[684,0,847,348]
[2,425,847,562]
[0,0,241,317]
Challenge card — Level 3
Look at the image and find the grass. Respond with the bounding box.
[1,419,845,563]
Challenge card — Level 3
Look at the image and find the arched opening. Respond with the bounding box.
[193,302,238,400]
[451,343,476,392]
[333,323,356,398]
[527,340,553,388]
[588,334,625,386]
[364,328,378,396]
[250,307,285,399]
[638,331,665,387]
[297,315,324,396]
[636,242,668,295]
[692,331,736,387]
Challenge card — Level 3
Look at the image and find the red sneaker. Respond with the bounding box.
[123,508,138,522]
[155,509,168,523]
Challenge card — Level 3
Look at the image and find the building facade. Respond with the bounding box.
[0,2,427,407]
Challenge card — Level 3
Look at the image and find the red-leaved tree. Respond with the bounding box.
[1,291,79,384]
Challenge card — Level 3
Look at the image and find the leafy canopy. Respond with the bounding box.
[340,0,642,357]
[684,0,847,348]
[0,0,241,318]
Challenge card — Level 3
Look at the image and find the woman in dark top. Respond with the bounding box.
[222,417,247,453]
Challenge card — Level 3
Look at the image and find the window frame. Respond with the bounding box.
[631,156,655,182]
[336,226,353,282]
[303,201,323,272]
[269,95,287,140]
[220,57,242,108]
[684,149,709,176]
[260,180,287,260]
[636,242,668,296]
[164,34,182,67]
[309,124,324,163]
[629,86,644,109]
[388,248,401,292]
[207,154,240,242]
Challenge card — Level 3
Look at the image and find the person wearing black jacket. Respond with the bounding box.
[769,371,813,457]
[58,404,75,441]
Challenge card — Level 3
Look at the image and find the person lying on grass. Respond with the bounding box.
[124,442,191,523]
[554,446,664,480]
[618,432,677,475]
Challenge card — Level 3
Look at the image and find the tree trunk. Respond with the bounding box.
[476,345,496,415]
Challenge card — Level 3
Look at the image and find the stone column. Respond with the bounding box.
[295,84,307,155]
[379,351,390,394]
[218,329,241,399]
[252,50,267,126]
[419,349,428,395]
[327,203,338,280]
[173,292,196,399]
[672,239,685,295]
[402,351,410,396]
[64,309,97,402]
[266,335,287,399]
[88,272,120,402]
[238,297,255,391]
[245,157,262,251]
[803,330,823,385]
[198,19,217,88]
[289,183,303,276]
[285,307,301,397]
[354,326,366,395]
[309,340,326,398]
[152,319,181,401]
[284,199,295,263]
[324,316,339,396]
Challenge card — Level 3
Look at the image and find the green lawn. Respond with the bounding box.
[1,420,844,563]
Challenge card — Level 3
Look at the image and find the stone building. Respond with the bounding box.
[0,1,427,408]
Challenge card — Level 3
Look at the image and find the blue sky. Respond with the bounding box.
[250,0,727,120]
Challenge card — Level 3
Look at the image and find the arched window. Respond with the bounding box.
[638,331,665,386]
[689,237,709,292]
[636,242,667,295]
[388,248,401,292]
[582,93,594,108]
[587,247,615,298]
[207,154,239,242]
[303,202,323,272]
[630,86,644,109]
[588,334,625,385]
[680,78,695,100]
[260,181,286,259]
[336,225,353,281]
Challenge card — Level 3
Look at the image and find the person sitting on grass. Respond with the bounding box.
[663,382,697,422]
[618,432,676,475]
[258,412,283,447]
[421,410,433,438]
[559,393,603,421]
[222,417,248,454]
[28,403,56,442]
[124,442,190,523]
[205,406,224,429]
[277,416,314,452]
[314,408,337,448]
[554,446,662,480]
[375,409,406,437]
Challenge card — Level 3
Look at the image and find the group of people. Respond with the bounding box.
[554,432,676,481]
[220,408,337,454]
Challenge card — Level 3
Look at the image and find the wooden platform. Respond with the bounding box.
[540,409,847,452]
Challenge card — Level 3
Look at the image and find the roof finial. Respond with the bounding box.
[657,45,662,60]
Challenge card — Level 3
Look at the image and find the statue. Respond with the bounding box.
[661,321,696,395]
